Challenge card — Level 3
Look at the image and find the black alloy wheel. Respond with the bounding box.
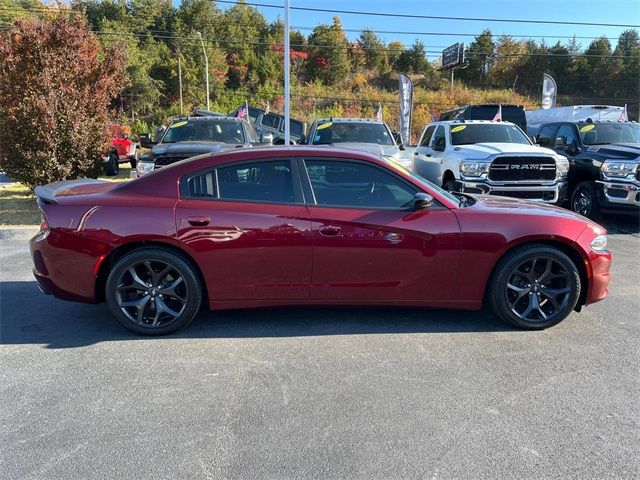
[489,245,580,329]
[106,249,202,335]
[104,152,120,176]
[571,181,600,219]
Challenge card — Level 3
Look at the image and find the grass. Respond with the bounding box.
[0,165,133,226]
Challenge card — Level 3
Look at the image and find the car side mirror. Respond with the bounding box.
[433,139,446,152]
[413,192,433,210]
[398,143,406,151]
[260,132,274,145]
[139,133,156,148]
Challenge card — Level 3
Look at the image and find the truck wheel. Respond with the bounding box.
[570,181,600,219]
[443,179,457,192]
[104,152,119,176]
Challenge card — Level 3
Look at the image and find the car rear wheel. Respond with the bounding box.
[105,249,203,335]
[571,181,600,219]
[488,244,581,330]
[104,152,119,176]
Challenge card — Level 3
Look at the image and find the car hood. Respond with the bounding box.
[152,142,240,157]
[583,143,640,160]
[453,143,556,159]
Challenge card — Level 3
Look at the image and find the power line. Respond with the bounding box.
[216,0,640,28]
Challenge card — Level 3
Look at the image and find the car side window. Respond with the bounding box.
[305,159,417,209]
[537,125,557,148]
[261,113,281,129]
[431,126,446,149]
[420,126,435,147]
[185,171,217,198]
[217,160,294,204]
[555,125,578,147]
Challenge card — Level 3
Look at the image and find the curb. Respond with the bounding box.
[0,225,39,241]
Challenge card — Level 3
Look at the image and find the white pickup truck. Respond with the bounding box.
[411,120,570,204]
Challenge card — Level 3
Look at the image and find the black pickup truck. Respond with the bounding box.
[535,120,640,218]
[229,105,306,144]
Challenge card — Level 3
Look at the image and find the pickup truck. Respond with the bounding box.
[534,119,640,217]
[412,120,569,203]
[136,115,273,177]
[103,124,139,176]
[229,105,306,144]
[302,117,411,169]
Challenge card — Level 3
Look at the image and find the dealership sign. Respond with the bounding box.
[442,43,464,69]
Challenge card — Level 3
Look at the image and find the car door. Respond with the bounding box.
[175,159,313,301]
[300,157,462,302]
[413,125,446,185]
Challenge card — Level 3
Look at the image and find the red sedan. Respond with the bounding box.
[30,147,611,335]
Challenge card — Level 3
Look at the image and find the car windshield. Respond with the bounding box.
[312,122,394,146]
[578,123,640,145]
[450,124,531,145]
[161,119,245,144]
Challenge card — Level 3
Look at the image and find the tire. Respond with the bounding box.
[488,244,581,330]
[443,178,457,192]
[570,181,600,219]
[105,248,203,335]
[104,152,119,176]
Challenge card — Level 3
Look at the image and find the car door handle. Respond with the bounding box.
[319,225,341,237]
[187,216,210,227]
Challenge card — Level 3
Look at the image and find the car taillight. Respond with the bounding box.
[34,211,50,241]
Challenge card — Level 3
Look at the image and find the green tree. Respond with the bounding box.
[461,29,494,85]
[387,40,404,71]
[0,14,127,187]
[584,36,613,96]
[357,28,388,73]
[306,17,350,85]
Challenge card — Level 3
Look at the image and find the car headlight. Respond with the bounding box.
[556,155,570,177]
[136,161,155,176]
[601,160,638,179]
[460,161,490,177]
[590,234,608,252]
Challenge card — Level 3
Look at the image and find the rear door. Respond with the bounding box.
[300,157,461,302]
[175,159,313,301]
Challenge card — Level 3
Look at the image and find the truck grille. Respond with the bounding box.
[489,156,556,182]
[492,190,556,201]
[154,155,192,168]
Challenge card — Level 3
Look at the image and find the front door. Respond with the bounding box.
[302,158,461,302]
[176,159,313,301]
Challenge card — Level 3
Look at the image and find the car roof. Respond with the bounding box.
[170,116,243,123]
[313,118,385,125]
[431,120,517,126]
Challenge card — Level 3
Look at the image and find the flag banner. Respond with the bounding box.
[237,101,249,119]
[541,73,557,110]
[398,73,413,146]
[493,104,502,121]
[375,102,383,122]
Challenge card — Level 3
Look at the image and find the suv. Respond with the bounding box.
[229,105,306,144]
[103,124,139,176]
[302,118,410,169]
[137,115,273,176]
[440,104,527,132]
[412,120,569,203]
[535,120,640,217]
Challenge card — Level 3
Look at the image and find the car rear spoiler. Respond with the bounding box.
[34,179,108,204]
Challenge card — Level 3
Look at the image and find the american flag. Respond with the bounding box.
[492,104,502,122]
[237,101,249,119]
[375,102,383,122]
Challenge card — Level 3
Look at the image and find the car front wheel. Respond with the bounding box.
[105,248,203,335]
[488,244,581,330]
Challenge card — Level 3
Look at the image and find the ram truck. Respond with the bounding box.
[412,120,569,203]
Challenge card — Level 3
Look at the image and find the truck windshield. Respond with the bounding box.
[579,123,640,145]
[312,122,394,146]
[162,120,245,144]
[450,124,531,145]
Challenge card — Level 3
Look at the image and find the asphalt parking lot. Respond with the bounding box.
[1,216,639,479]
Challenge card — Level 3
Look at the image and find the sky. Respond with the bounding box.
[217,0,640,59]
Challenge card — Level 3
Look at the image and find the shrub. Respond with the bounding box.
[0,14,127,188]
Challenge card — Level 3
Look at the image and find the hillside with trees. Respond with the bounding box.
[0,0,638,141]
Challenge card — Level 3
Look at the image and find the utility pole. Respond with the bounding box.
[450,68,454,95]
[178,52,184,115]
[196,32,210,111]
[283,0,291,145]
